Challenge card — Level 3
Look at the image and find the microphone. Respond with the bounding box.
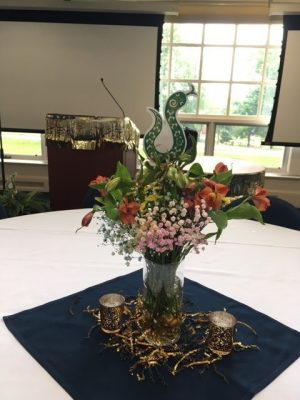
[100,78,125,118]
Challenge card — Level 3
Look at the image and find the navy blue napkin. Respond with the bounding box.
[4,270,300,400]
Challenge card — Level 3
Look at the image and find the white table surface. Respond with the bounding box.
[0,209,299,400]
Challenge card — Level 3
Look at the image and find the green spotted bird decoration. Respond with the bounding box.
[143,84,196,163]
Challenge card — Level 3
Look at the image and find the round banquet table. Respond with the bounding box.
[0,209,299,399]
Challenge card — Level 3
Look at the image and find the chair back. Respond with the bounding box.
[0,204,8,219]
[263,196,300,231]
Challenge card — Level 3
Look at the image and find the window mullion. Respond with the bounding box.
[168,23,174,96]
[257,25,270,116]
[197,24,205,114]
[227,24,238,116]
[205,121,216,156]
[159,22,285,171]
[41,134,47,163]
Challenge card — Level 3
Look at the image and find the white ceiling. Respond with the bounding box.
[0,0,300,15]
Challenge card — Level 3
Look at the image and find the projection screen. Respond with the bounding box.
[0,12,163,134]
[265,15,300,147]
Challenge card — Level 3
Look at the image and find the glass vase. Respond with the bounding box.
[142,257,184,346]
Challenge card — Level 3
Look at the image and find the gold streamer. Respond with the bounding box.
[85,296,259,383]
[46,114,140,150]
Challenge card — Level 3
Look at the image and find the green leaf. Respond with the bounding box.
[137,153,144,181]
[182,136,197,167]
[211,170,233,186]
[94,196,105,205]
[92,204,103,212]
[103,197,116,209]
[188,162,204,178]
[226,202,263,223]
[115,162,132,183]
[209,209,228,231]
[89,182,106,190]
[117,181,133,196]
[144,160,155,170]
[137,151,145,162]
[204,231,218,240]
[143,168,158,186]
[105,177,121,192]
[104,207,119,221]
[204,229,223,242]
[110,189,123,202]
[179,153,192,163]
[206,210,228,243]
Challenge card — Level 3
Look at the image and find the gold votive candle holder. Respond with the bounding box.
[99,293,125,334]
[207,311,237,356]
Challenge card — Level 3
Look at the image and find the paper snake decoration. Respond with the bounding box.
[143,83,196,162]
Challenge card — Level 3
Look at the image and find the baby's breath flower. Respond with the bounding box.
[90,150,239,265]
[181,209,187,217]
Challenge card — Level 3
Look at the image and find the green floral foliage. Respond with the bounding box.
[84,138,269,266]
[0,174,50,217]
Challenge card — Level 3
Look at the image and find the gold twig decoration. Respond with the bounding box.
[85,297,259,383]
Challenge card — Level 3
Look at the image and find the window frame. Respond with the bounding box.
[160,22,287,173]
[1,129,47,163]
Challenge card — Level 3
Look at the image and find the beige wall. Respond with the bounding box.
[264,176,300,207]
[4,161,49,192]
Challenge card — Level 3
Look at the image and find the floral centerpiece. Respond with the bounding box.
[80,85,270,345]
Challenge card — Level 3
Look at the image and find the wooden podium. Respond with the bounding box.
[46,114,139,211]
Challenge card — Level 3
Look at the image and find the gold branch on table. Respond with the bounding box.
[84,297,259,383]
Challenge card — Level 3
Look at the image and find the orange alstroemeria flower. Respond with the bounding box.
[214,162,229,174]
[196,179,229,209]
[90,175,108,197]
[119,197,140,225]
[252,187,270,212]
[182,182,197,209]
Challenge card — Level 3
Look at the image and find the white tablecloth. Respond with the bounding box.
[0,210,299,399]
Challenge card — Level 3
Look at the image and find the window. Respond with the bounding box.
[160,23,285,171]
[1,131,46,162]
